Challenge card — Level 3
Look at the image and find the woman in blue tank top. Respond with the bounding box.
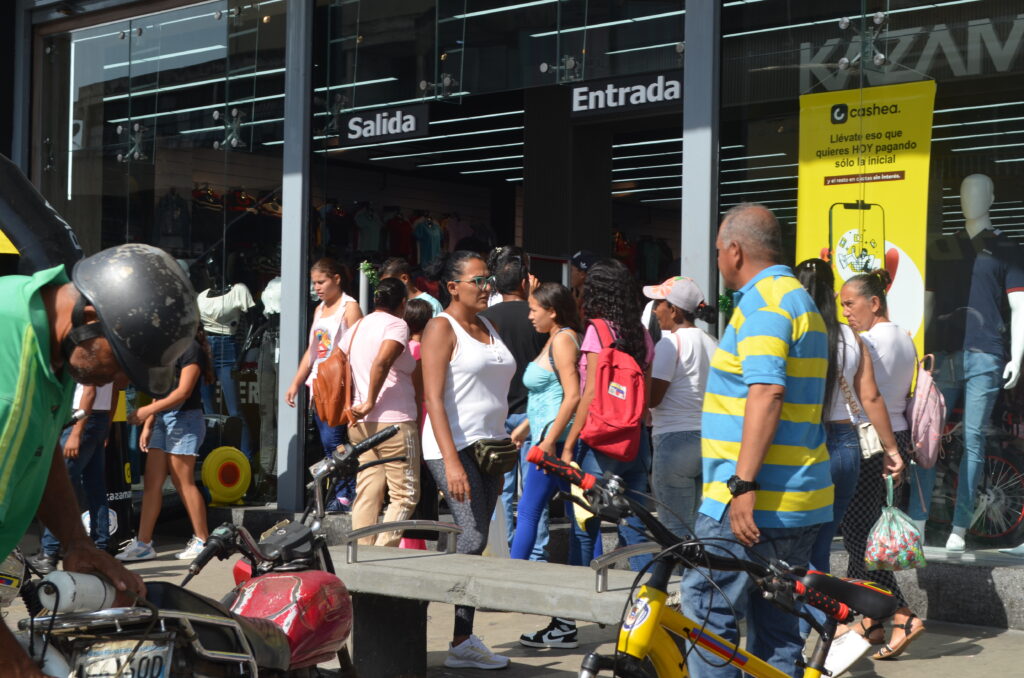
[509,283,583,649]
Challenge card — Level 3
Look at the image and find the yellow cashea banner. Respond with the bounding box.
[796,80,936,348]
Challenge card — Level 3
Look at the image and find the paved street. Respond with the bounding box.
[7,538,1023,677]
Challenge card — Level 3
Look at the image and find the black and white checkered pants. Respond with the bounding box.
[839,428,912,607]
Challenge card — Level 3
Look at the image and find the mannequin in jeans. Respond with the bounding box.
[915,173,1024,552]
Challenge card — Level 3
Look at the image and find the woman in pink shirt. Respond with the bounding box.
[344,278,420,546]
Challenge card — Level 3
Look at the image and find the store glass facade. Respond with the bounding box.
[19,0,1024,543]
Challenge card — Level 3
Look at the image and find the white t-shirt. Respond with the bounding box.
[827,324,863,423]
[72,383,114,411]
[861,322,916,432]
[198,284,255,335]
[650,327,717,435]
[341,311,417,422]
[305,293,358,387]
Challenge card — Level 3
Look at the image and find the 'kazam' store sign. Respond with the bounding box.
[570,72,682,118]
[340,103,429,146]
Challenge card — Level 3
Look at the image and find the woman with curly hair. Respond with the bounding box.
[562,258,655,568]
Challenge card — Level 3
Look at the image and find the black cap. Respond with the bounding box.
[570,250,599,272]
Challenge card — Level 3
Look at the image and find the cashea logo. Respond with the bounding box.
[572,75,681,113]
[347,110,419,140]
[829,102,900,124]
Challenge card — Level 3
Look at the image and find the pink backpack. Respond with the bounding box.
[580,319,645,462]
[906,353,946,469]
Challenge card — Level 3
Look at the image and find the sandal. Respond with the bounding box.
[872,614,926,660]
[857,620,886,646]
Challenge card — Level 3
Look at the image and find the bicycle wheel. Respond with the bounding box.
[968,448,1024,545]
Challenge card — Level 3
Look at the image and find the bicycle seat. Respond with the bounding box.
[801,572,900,620]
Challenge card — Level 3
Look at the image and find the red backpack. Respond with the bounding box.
[580,319,646,462]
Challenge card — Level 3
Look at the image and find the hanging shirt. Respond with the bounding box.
[385,214,415,262]
[355,208,384,252]
[198,284,255,336]
[414,218,443,265]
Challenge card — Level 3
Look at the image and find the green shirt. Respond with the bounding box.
[0,265,75,561]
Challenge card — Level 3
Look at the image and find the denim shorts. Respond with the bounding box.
[149,408,206,456]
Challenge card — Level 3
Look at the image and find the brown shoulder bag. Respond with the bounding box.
[312,318,362,427]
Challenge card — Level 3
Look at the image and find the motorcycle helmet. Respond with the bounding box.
[65,244,199,396]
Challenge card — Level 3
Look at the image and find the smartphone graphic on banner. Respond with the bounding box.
[829,200,886,281]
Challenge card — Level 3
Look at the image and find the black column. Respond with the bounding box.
[523,86,612,263]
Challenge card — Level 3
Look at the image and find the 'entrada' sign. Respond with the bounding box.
[341,104,429,146]
[571,73,682,117]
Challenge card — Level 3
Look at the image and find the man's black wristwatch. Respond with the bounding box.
[727,475,759,497]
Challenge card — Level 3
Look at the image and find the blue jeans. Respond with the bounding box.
[313,408,354,505]
[651,430,702,539]
[908,350,1003,527]
[800,422,861,637]
[682,512,821,678]
[200,334,253,457]
[572,433,653,572]
[510,441,574,561]
[497,413,549,560]
[41,414,113,555]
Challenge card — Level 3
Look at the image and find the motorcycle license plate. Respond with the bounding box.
[76,639,173,678]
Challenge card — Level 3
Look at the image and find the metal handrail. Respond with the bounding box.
[341,521,463,563]
[590,543,664,593]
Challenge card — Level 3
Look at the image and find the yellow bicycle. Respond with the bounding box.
[526,449,901,678]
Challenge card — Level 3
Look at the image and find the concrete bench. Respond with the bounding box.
[329,534,673,677]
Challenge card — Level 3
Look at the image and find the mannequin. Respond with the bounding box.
[914,174,1024,552]
[197,252,256,458]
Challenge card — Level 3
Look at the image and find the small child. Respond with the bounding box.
[400,297,435,551]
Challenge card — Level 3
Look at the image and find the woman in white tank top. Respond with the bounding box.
[421,251,515,670]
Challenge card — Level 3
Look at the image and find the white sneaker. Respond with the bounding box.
[116,538,156,562]
[946,531,966,552]
[444,635,510,670]
[175,536,206,560]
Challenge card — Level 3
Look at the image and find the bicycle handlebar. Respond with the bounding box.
[528,449,856,623]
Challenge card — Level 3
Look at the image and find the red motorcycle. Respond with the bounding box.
[17,425,401,677]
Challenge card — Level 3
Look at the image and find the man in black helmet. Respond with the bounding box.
[0,244,198,678]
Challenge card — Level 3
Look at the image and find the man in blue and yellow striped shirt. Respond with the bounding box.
[682,204,832,678]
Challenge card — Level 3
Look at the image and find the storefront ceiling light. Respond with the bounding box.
[933,115,1024,129]
[313,77,398,93]
[324,92,470,117]
[935,101,1024,114]
[612,185,682,196]
[613,151,681,161]
[724,0,979,38]
[721,176,798,185]
[371,142,522,161]
[951,141,1024,152]
[104,45,226,70]
[319,125,523,153]
[418,154,524,168]
[613,137,683,149]
[721,187,796,197]
[641,197,682,203]
[721,145,744,150]
[606,42,681,56]
[506,177,524,182]
[722,198,795,207]
[180,116,284,135]
[933,129,1024,143]
[613,174,682,183]
[721,153,786,162]
[995,157,1024,163]
[446,0,559,22]
[103,67,286,102]
[108,92,283,124]
[431,110,524,126]
[721,162,798,174]
[612,162,681,172]
[461,166,524,175]
[531,10,685,38]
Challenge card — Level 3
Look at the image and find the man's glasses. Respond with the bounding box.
[453,276,495,290]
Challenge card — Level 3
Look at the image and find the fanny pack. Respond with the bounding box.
[470,438,518,475]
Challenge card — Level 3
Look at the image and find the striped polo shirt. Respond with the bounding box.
[699,264,833,528]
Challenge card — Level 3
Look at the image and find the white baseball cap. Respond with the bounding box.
[642,276,706,313]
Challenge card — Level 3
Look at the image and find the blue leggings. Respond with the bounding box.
[509,442,576,562]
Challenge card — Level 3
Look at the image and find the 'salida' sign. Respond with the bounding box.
[340,104,429,146]
[570,72,682,117]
